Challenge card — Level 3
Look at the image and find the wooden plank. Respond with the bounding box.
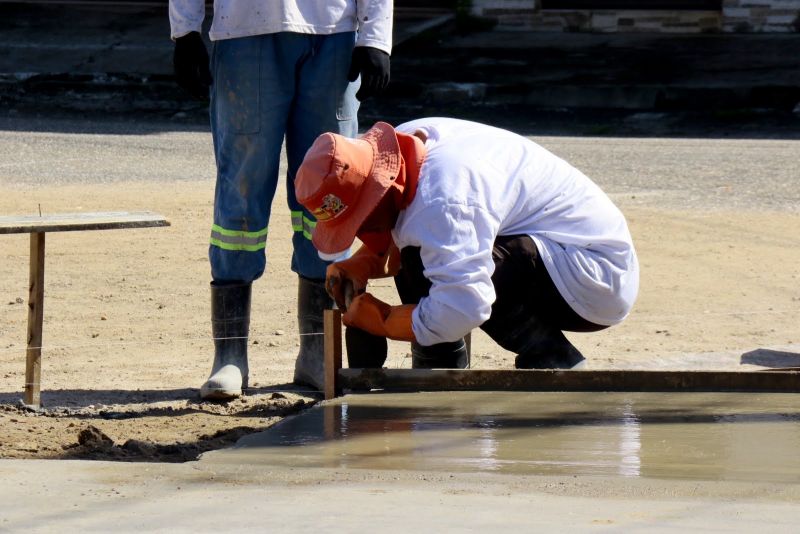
[24,232,45,407]
[338,368,800,394]
[0,211,170,234]
[324,309,343,400]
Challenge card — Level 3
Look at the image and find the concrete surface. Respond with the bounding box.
[2,391,800,532]
[4,459,800,532]
[209,391,800,483]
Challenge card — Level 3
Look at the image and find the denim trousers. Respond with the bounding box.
[208,31,359,283]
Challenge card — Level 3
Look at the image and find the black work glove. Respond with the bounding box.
[173,31,212,101]
[347,46,390,101]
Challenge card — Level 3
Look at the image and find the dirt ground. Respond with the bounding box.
[1,154,799,463]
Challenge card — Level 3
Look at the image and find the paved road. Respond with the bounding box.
[1,116,798,213]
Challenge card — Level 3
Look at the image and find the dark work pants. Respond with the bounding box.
[394,235,605,356]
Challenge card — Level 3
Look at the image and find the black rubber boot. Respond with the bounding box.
[345,327,388,369]
[200,281,251,400]
[293,276,334,390]
[411,338,470,369]
[513,329,586,370]
[483,305,586,370]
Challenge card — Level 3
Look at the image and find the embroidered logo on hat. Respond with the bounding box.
[295,122,403,255]
[313,193,348,221]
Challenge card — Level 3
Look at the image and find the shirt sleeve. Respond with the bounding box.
[406,203,500,346]
[169,0,206,39]
[355,0,393,54]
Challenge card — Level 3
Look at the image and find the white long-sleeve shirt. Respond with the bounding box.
[168,0,393,53]
[393,118,639,346]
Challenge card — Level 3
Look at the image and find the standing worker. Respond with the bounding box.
[168,1,393,398]
[295,118,639,369]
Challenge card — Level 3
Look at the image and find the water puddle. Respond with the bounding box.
[208,391,800,482]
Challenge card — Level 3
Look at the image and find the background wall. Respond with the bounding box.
[470,0,800,32]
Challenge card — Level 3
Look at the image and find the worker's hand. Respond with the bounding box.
[173,32,212,101]
[326,262,368,310]
[347,46,390,101]
[343,293,416,342]
[343,293,391,336]
[325,245,391,309]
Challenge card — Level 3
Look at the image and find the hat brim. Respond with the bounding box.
[311,122,401,255]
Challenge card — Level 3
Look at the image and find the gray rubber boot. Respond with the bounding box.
[293,276,333,391]
[200,282,251,400]
[411,338,470,369]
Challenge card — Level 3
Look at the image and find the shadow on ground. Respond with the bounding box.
[741,348,800,369]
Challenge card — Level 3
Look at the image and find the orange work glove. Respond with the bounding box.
[342,293,416,342]
[326,247,381,310]
[326,243,399,310]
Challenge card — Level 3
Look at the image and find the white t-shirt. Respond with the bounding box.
[393,118,639,346]
[169,0,393,53]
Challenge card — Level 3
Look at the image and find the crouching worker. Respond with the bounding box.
[295,117,639,370]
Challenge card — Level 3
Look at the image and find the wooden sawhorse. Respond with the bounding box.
[0,212,170,408]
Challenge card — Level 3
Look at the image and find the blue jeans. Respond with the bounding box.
[209,31,359,283]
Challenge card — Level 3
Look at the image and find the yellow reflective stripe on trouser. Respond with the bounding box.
[291,211,316,240]
[209,224,268,251]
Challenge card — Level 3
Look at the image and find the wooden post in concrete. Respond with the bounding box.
[24,232,45,407]
[323,309,342,400]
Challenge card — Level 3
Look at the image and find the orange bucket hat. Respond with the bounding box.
[295,121,401,257]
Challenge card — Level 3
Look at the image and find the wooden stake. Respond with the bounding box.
[323,309,342,400]
[24,232,45,407]
[2,212,169,406]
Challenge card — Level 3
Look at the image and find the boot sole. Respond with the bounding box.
[199,387,242,400]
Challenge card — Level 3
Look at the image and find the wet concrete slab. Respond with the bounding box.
[2,395,800,531]
[208,391,800,483]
